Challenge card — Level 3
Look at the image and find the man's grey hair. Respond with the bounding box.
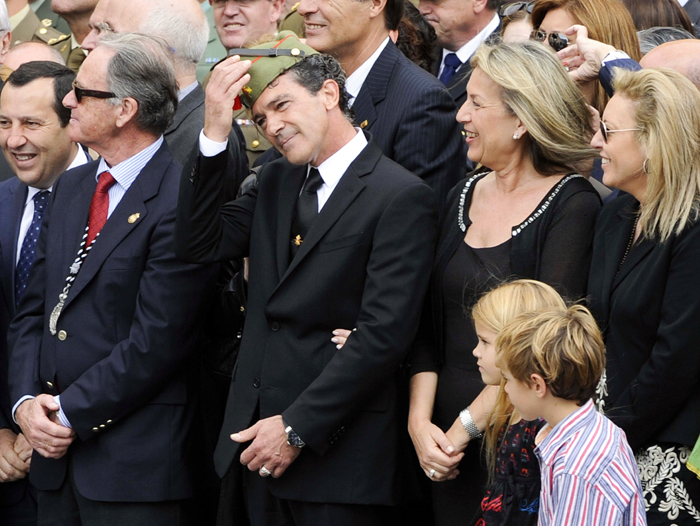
[139,0,209,72]
[98,32,179,136]
[637,26,697,56]
[0,1,10,36]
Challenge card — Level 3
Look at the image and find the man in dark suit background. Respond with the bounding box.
[81,0,247,189]
[0,60,85,526]
[418,0,499,108]
[8,33,216,526]
[296,0,465,206]
[175,33,438,525]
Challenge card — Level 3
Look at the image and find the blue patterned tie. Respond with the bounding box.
[439,53,462,85]
[15,190,49,308]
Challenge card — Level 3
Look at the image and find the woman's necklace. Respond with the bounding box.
[616,214,640,276]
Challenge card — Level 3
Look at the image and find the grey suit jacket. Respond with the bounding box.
[165,84,248,198]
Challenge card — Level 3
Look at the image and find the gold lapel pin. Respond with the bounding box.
[128,213,140,224]
[360,120,368,129]
[294,235,303,246]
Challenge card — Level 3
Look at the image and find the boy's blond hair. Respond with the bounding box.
[495,305,605,405]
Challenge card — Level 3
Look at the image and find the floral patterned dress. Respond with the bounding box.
[472,419,545,526]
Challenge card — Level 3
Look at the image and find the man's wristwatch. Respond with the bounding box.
[284,420,305,448]
[459,407,483,440]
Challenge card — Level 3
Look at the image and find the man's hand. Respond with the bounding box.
[13,432,32,463]
[0,428,30,482]
[557,25,616,84]
[15,395,75,459]
[203,55,252,143]
[232,415,301,479]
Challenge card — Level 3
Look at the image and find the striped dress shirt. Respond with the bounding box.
[535,400,647,526]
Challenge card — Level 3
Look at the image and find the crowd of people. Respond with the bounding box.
[0,0,699,525]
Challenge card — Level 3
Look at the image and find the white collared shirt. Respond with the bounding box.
[438,13,500,78]
[310,128,367,211]
[15,145,90,265]
[345,37,391,106]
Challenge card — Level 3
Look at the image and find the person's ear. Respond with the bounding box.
[115,97,139,129]
[473,0,488,15]
[0,31,11,64]
[320,78,340,111]
[530,373,548,399]
[369,0,388,20]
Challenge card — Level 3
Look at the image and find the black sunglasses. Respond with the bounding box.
[499,1,534,17]
[530,29,569,52]
[72,81,116,103]
[600,121,641,143]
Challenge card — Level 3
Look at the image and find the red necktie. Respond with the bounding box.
[86,171,116,246]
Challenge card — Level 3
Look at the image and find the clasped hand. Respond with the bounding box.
[15,394,75,459]
[232,415,301,479]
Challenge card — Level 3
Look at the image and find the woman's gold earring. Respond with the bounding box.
[643,159,650,174]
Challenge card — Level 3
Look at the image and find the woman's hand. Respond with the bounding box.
[408,418,463,481]
[331,328,354,349]
[557,25,616,85]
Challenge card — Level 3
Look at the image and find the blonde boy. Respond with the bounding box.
[496,306,646,526]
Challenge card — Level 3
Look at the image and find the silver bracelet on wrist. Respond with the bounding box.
[459,407,483,440]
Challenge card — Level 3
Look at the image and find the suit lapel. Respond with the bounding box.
[275,164,306,280]
[352,42,398,131]
[275,140,380,288]
[0,180,25,313]
[61,144,170,310]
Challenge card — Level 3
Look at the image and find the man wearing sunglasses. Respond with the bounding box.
[8,33,217,526]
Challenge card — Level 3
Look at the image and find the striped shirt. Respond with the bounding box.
[535,400,647,526]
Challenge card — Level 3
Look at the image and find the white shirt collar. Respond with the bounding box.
[24,144,90,205]
[440,13,500,74]
[312,128,368,197]
[345,37,391,103]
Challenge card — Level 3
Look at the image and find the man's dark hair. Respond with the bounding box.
[285,54,354,122]
[5,61,75,127]
[383,0,404,31]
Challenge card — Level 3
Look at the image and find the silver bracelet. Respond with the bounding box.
[459,407,483,440]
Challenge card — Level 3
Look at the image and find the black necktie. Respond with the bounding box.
[291,167,324,259]
[439,53,462,85]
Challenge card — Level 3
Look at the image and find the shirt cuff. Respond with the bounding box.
[12,395,35,424]
[199,129,228,157]
[53,396,72,429]
[601,50,631,65]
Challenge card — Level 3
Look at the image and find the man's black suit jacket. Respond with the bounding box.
[175,135,438,505]
[8,142,216,501]
[0,178,31,507]
[350,41,466,207]
[684,0,700,28]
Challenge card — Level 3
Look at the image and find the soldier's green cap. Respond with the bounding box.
[229,31,318,108]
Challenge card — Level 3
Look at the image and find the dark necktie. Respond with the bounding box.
[86,171,116,246]
[15,190,50,307]
[439,53,462,85]
[290,167,324,258]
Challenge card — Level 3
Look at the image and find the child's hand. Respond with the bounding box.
[445,418,471,452]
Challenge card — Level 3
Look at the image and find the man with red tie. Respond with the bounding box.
[8,32,216,526]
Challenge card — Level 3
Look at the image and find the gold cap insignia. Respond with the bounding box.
[128,213,141,224]
[243,86,253,95]
[291,48,300,56]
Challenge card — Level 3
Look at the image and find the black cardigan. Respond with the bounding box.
[410,171,602,374]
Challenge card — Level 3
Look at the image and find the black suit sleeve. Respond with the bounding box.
[282,182,438,455]
[608,224,700,448]
[175,145,256,263]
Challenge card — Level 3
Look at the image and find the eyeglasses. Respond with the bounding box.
[530,29,569,52]
[72,81,116,103]
[499,1,534,17]
[600,121,641,143]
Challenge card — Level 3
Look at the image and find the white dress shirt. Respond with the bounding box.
[437,13,500,78]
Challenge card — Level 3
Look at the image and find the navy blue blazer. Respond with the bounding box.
[599,57,642,97]
[352,40,467,207]
[0,177,31,507]
[7,142,217,501]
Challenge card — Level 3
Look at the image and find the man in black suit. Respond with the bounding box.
[175,33,438,526]
[8,33,216,526]
[418,0,500,108]
[0,60,86,526]
[296,0,465,205]
[681,0,700,28]
[82,0,247,189]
